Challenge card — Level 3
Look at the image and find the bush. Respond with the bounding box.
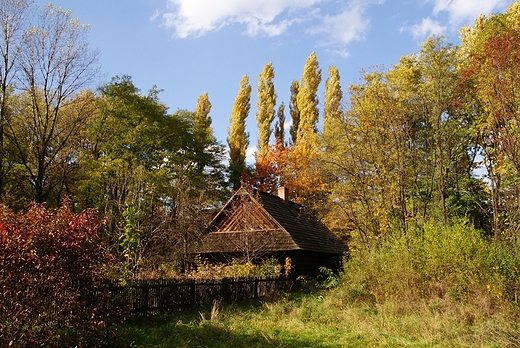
[0,203,122,347]
[338,220,520,310]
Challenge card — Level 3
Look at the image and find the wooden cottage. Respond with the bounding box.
[198,187,347,276]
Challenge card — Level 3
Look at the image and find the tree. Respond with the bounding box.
[5,4,99,204]
[192,91,227,195]
[416,36,462,223]
[274,102,286,147]
[256,62,276,157]
[227,74,251,190]
[289,80,300,144]
[80,76,227,275]
[319,38,482,248]
[279,53,323,207]
[296,52,321,141]
[323,66,343,140]
[79,76,183,272]
[251,102,286,194]
[194,91,213,150]
[460,3,520,236]
[0,0,31,199]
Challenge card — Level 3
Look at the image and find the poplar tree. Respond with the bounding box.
[227,74,251,189]
[296,52,321,141]
[256,62,276,156]
[280,54,323,208]
[192,91,226,190]
[274,102,285,147]
[289,80,300,144]
[323,66,343,139]
[194,91,214,148]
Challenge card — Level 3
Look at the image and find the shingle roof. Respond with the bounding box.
[200,188,346,255]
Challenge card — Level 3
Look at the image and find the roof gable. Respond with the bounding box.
[209,189,281,233]
[202,187,346,255]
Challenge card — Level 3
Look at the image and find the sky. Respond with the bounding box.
[34,0,515,162]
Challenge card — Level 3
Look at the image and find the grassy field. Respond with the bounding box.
[116,283,519,347]
[116,222,520,347]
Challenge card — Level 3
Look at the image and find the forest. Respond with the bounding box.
[2,0,520,346]
[1,1,519,271]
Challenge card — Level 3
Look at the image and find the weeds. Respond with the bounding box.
[117,220,520,347]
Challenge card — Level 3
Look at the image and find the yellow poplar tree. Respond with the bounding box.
[274,102,285,147]
[227,74,251,189]
[194,91,213,144]
[289,80,300,144]
[256,62,276,158]
[323,66,343,140]
[296,52,321,141]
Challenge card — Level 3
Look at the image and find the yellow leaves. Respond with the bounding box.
[256,62,276,154]
[505,1,520,29]
[195,91,212,119]
[296,52,322,140]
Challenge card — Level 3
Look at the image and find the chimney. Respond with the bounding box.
[277,186,288,201]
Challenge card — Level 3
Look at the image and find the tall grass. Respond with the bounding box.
[333,220,520,345]
[118,220,520,347]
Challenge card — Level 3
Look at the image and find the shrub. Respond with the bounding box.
[338,220,520,311]
[0,203,122,347]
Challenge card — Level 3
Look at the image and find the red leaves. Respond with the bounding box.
[0,203,119,347]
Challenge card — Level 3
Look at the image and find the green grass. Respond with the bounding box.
[115,288,519,347]
[115,222,520,347]
[117,295,375,348]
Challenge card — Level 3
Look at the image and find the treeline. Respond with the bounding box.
[0,2,228,276]
[1,0,520,276]
[230,2,520,250]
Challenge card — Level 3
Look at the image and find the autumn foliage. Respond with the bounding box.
[0,203,122,347]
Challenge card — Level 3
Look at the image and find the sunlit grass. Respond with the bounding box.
[118,287,519,347]
[117,221,520,347]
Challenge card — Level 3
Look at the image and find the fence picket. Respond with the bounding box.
[87,276,293,316]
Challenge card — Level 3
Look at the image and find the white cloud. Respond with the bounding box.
[163,0,321,38]
[160,0,389,58]
[428,0,509,25]
[150,9,160,22]
[403,17,447,39]
[246,146,257,164]
[402,0,508,41]
[308,3,369,45]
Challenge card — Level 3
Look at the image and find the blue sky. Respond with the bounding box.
[34,0,514,162]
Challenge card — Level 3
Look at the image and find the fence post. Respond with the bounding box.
[190,279,196,306]
[222,278,231,302]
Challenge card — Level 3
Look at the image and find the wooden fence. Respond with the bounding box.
[86,276,294,315]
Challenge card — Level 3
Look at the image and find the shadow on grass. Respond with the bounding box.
[119,317,335,348]
[115,298,352,348]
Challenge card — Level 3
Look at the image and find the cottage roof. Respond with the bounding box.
[200,187,346,255]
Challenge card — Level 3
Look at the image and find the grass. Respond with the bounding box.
[115,221,520,347]
[115,286,519,347]
[117,296,373,347]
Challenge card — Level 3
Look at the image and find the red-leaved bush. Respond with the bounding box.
[0,203,123,347]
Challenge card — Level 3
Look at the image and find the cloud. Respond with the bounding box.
[402,17,447,39]
[428,0,509,25]
[160,0,389,58]
[246,145,257,164]
[163,0,321,38]
[307,3,370,45]
[401,0,508,41]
